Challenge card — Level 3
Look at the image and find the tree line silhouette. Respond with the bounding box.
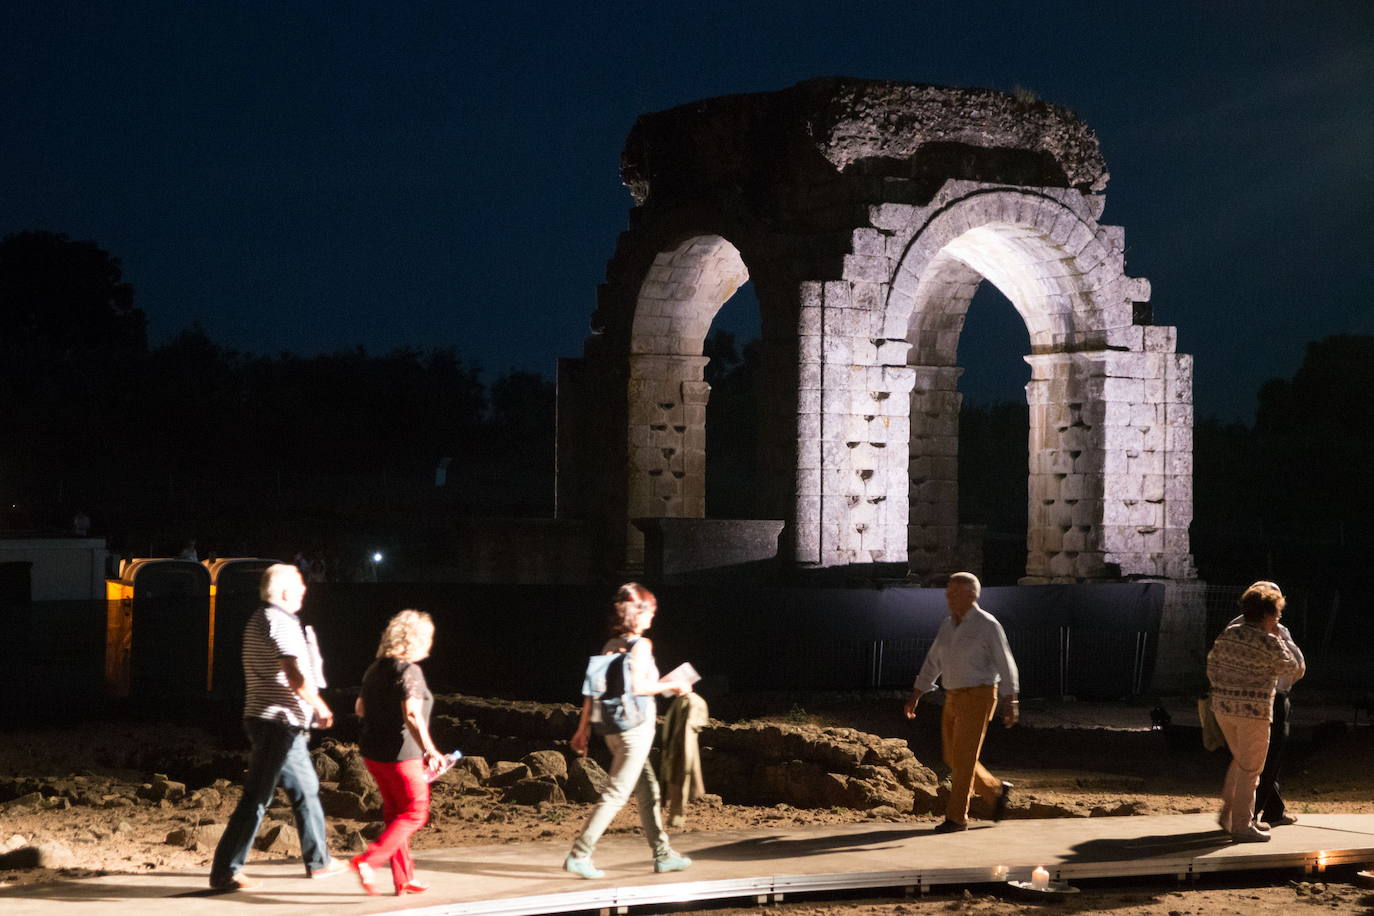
[1,231,552,561]
[3,230,1370,605]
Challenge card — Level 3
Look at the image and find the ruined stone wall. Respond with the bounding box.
[560,77,1196,585]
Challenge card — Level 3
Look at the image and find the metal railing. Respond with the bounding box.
[859,626,1151,699]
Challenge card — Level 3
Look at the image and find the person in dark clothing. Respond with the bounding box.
[351,610,441,896]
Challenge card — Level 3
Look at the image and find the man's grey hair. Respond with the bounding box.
[259,563,303,601]
[948,571,982,597]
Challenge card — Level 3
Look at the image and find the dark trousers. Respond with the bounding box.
[1254,691,1290,820]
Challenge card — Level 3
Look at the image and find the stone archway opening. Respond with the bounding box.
[955,282,1031,584]
[905,219,1092,581]
[703,280,765,519]
[623,233,752,567]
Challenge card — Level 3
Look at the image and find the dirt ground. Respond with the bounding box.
[3,694,1374,914]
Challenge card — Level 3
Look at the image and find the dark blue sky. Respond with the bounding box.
[3,2,1370,419]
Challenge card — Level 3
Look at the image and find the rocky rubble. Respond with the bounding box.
[416,693,944,813]
[0,692,1119,877]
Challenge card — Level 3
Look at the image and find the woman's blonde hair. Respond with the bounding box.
[376,609,435,661]
[609,582,657,636]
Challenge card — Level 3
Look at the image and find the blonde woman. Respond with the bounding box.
[564,583,693,879]
[351,610,441,895]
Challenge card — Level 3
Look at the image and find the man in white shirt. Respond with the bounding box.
[904,572,1019,832]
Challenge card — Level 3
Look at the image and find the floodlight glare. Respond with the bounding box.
[372,552,383,563]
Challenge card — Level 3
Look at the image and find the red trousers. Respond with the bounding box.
[359,757,430,892]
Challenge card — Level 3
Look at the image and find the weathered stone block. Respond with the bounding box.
[565,757,611,803]
[503,778,566,807]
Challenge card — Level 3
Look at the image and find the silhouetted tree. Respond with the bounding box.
[488,370,555,457]
[0,230,145,354]
[0,232,147,497]
[1190,417,1261,583]
[1252,334,1374,595]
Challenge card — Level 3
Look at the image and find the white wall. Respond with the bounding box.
[0,538,109,601]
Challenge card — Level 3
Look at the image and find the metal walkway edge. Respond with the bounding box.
[5,814,1374,915]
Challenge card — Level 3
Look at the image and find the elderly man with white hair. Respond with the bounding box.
[209,563,347,891]
[904,572,1019,833]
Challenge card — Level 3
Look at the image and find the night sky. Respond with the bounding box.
[3,2,1371,420]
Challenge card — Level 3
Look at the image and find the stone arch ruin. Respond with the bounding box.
[557,77,1196,585]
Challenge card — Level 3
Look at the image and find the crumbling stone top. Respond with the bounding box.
[622,77,1108,206]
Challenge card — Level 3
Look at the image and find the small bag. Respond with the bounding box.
[1198,695,1225,752]
[583,638,646,736]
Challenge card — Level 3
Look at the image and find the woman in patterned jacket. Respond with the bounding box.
[1206,582,1302,843]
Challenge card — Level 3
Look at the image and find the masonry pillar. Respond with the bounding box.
[1024,353,1108,580]
[907,365,962,577]
[624,354,710,571]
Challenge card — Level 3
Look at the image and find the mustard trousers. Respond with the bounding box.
[941,684,1002,825]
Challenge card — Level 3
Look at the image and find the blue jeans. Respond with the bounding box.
[210,718,331,882]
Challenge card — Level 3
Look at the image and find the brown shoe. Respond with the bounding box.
[309,859,349,880]
[932,819,968,834]
[210,872,260,892]
[993,781,1013,822]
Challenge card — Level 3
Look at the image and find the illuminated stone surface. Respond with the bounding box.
[558,77,1195,585]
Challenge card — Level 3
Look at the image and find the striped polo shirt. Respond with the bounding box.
[242,603,319,728]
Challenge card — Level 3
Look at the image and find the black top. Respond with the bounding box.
[358,657,433,762]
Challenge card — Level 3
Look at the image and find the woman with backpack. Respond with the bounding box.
[564,582,694,879]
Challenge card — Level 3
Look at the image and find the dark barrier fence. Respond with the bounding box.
[5,581,1169,724]
[297,581,1167,702]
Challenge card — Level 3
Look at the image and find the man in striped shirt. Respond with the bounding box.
[904,572,1019,833]
[209,564,347,891]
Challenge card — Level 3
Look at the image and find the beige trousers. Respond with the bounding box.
[941,684,1002,825]
[1215,711,1271,833]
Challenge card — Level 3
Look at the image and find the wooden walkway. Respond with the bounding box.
[5,814,1374,915]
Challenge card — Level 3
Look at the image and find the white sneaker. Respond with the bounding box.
[1231,825,1272,843]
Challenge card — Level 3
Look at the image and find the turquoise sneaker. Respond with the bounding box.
[563,855,604,879]
[653,853,692,873]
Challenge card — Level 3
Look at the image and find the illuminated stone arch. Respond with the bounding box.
[556,206,806,572]
[622,233,748,567]
[557,77,1196,583]
[874,185,1194,580]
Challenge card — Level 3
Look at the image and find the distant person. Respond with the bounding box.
[903,572,1018,833]
[178,539,199,561]
[1228,581,1304,828]
[71,509,91,537]
[351,610,443,896]
[1207,581,1301,843]
[209,564,346,890]
[564,583,693,879]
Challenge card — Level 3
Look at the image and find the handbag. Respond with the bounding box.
[1197,695,1225,752]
